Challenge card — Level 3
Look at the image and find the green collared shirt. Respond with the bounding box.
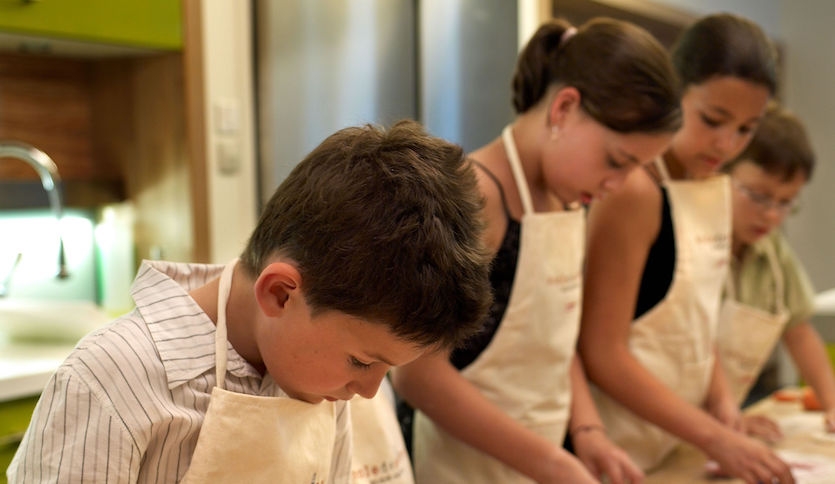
[730,230,817,330]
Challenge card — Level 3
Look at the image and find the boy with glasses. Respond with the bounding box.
[719,104,835,442]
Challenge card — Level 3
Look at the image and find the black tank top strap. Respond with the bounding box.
[471,159,512,220]
[634,187,675,319]
[450,161,521,371]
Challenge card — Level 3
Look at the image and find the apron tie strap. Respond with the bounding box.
[215,259,238,388]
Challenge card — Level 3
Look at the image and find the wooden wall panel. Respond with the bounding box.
[0,53,99,181]
[0,49,194,261]
[551,0,692,47]
[128,54,193,263]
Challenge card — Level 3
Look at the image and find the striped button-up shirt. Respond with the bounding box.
[8,260,351,483]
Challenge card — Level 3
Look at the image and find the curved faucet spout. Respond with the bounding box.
[0,141,70,281]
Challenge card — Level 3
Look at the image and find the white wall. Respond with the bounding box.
[201,2,258,263]
[779,1,835,292]
[654,0,835,293]
[654,0,780,36]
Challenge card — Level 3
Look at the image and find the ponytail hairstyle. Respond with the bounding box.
[672,13,778,95]
[511,17,681,134]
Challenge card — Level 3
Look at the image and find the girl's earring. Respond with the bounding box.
[550,125,559,141]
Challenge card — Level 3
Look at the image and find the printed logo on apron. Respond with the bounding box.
[718,243,790,405]
[412,125,585,483]
[181,259,340,484]
[591,159,732,471]
[350,378,414,483]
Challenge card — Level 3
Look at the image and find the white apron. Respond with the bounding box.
[181,260,340,484]
[350,378,414,483]
[412,125,585,483]
[718,243,790,405]
[591,159,731,471]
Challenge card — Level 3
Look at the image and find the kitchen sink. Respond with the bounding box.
[0,298,111,344]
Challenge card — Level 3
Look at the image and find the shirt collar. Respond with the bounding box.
[131,260,262,389]
[738,234,773,264]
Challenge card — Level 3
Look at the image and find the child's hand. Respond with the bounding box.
[824,408,835,432]
[801,386,822,410]
[704,427,795,484]
[534,447,599,484]
[707,395,744,431]
[572,427,644,484]
[742,414,783,444]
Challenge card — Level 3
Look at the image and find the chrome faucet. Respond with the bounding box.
[0,141,70,296]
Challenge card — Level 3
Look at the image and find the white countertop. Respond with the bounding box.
[815,288,835,316]
[0,335,75,401]
[0,298,112,401]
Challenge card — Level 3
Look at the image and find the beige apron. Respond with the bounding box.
[181,260,340,484]
[592,159,731,471]
[412,125,585,483]
[718,243,790,405]
[350,378,414,483]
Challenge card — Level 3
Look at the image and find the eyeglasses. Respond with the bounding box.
[733,180,799,214]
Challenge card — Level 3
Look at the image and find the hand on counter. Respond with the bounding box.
[804,388,835,432]
[772,387,835,433]
[743,414,783,444]
[703,427,795,484]
[572,426,645,484]
[799,388,835,432]
[825,409,835,433]
[706,392,744,432]
[646,393,835,483]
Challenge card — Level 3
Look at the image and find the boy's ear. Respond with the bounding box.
[253,262,301,317]
[548,86,581,129]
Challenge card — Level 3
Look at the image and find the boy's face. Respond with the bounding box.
[730,160,806,247]
[257,302,424,404]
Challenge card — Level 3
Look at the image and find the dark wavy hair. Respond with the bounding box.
[672,13,778,95]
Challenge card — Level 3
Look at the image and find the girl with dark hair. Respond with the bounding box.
[394,17,681,483]
[579,13,795,484]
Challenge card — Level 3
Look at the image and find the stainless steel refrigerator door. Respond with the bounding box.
[420,0,517,153]
[255,0,517,203]
[255,0,417,202]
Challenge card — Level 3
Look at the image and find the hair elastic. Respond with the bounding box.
[561,27,578,46]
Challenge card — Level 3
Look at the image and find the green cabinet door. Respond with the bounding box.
[0,396,40,484]
[0,0,182,50]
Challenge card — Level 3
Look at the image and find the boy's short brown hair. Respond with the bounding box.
[240,120,492,349]
[724,104,816,181]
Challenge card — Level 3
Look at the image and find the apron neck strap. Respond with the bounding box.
[215,258,238,388]
[726,242,786,313]
[724,270,737,299]
[502,125,535,216]
[764,242,786,313]
[654,156,671,182]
